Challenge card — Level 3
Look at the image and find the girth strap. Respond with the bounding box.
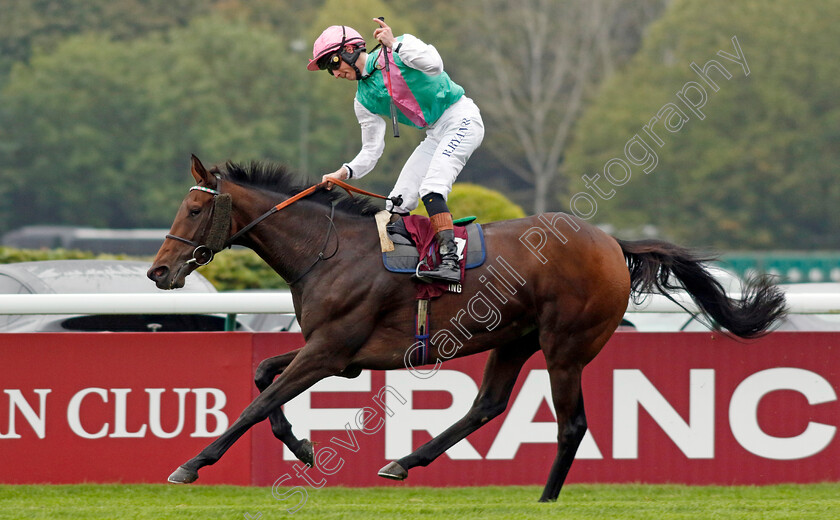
[414,299,431,366]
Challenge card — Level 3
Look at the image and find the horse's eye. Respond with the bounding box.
[189,208,202,217]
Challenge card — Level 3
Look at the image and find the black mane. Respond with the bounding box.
[216,160,382,217]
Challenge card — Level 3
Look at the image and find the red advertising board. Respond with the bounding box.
[0,333,254,485]
[1,332,838,487]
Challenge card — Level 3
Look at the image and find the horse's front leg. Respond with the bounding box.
[254,349,315,467]
[255,349,363,467]
[168,343,348,484]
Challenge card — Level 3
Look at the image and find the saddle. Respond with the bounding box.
[380,215,486,277]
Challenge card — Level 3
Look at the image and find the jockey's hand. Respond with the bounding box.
[373,18,396,49]
[321,167,349,190]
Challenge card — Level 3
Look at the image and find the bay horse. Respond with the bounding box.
[148,155,786,502]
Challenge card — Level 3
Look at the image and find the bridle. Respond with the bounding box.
[165,183,231,267]
[165,176,397,282]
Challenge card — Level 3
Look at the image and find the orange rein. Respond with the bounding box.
[224,178,390,248]
[272,178,390,212]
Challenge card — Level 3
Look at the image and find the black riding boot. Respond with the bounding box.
[420,229,461,283]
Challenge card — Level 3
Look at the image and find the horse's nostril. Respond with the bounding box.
[148,266,169,281]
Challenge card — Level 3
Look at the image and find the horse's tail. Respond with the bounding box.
[616,238,787,338]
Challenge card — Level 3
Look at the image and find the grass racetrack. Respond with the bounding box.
[1,484,838,519]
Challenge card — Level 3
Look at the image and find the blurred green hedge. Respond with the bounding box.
[195,249,287,290]
[0,247,107,263]
[411,183,527,222]
[0,246,285,291]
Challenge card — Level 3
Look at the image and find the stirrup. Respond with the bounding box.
[414,262,434,283]
[412,258,433,283]
[416,262,461,283]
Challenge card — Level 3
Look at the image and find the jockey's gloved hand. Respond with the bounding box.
[386,195,409,216]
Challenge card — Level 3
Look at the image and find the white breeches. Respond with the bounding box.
[387,96,484,213]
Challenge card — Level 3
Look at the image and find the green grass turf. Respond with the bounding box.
[0,483,838,519]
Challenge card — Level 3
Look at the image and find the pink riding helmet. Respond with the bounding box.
[307,25,366,71]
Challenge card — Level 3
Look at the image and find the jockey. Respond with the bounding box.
[308,19,485,284]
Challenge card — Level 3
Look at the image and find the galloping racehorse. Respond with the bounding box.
[148,155,786,502]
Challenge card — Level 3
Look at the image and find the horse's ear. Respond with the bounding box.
[190,154,215,186]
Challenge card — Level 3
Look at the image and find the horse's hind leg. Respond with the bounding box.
[538,324,614,502]
[539,380,586,502]
[378,334,539,480]
[254,350,314,466]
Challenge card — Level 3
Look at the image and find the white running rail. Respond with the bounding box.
[0,293,295,315]
[0,291,835,315]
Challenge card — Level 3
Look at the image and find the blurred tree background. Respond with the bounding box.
[564,0,840,249]
[0,0,837,250]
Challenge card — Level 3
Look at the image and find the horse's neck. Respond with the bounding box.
[234,195,365,285]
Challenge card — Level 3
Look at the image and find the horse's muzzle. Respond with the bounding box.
[147,264,184,290]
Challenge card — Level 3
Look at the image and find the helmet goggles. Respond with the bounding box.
[308,25,366,79]
[317,52,344,74]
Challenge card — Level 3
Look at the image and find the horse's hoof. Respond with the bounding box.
[167,465,198,484]
[377,461,408,480]
[297,439,315,467]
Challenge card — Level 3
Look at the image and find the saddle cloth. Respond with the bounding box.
[381,215,486,274]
